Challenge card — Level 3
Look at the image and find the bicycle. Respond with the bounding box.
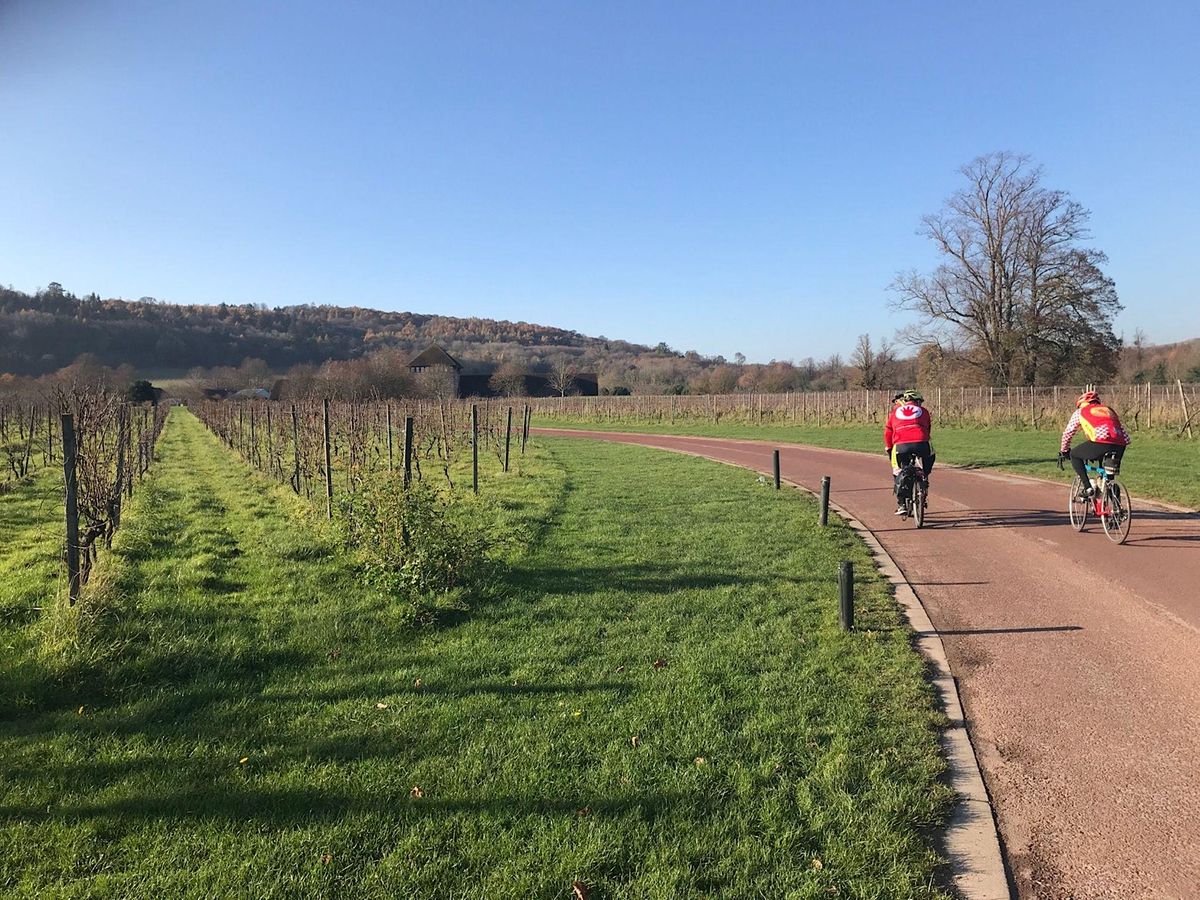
[1059,452,1132,544]
[895,460,927,528]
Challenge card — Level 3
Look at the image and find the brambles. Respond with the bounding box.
[336,479,501,623]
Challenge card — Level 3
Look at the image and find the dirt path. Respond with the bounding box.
[536,428,1200,899]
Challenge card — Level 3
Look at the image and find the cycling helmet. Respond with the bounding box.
[1076,390,1100,408]
[901,389,924,403]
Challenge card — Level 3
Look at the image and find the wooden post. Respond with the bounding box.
[1147,382,1152,430]
[386,402,394,471]
[773,449,781,489]
[112,406,127,535]
[289,404,301,493]
[1178,379,1195,439]
[521,403,529,454]
[504,407,513,473]
[322,399,333,519]
[819,476,831,526]
[61,413,81,606]
[471,403,479,494]
[403,415,414,487]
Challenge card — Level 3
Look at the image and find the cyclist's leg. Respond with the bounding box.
[916,441,934,478]
[1069,441,1104,493]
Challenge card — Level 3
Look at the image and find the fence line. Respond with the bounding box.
[525,383,1200,434]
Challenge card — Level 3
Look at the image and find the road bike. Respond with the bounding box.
[895,460,927,528]
[1060,452,1132,544]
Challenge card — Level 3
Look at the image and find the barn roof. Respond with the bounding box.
[408,344,463,370]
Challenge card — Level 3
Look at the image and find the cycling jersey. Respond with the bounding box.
[885,403,932,449]
[1060,404,1130,453]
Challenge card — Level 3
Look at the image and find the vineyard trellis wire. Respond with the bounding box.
[193,397,532,513]
[524,382,1200,435]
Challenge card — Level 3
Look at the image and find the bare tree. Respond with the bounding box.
[489,361,527,397]
[891,152,1121,385]
[849,334,895,388]
[547,359,579,397]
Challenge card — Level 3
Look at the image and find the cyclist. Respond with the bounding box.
[885,389,935,515]
[1059,391,1130,499]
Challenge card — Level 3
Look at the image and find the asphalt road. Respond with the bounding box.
[536,428,1200,899]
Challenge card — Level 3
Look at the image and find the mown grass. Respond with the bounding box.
[534,417,1200,510]
[0,471,65,627]
[1,409,950,898]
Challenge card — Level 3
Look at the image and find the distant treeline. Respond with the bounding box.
[3,282,1196,398]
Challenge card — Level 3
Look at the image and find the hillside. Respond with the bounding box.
[0,283,651,377]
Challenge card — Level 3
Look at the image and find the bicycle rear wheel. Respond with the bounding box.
[1068,476,1088,531]
[912,479,926,528]
[1101,480,1132,544]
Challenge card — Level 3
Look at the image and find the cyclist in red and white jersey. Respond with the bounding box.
[885,389,935,515]
[1059,390,1131,499]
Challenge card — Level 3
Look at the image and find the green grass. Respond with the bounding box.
[535,417,1200,510]
[0,472,66,628]
[1,409,950,898]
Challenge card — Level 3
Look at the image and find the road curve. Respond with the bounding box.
[535,428,1200,899]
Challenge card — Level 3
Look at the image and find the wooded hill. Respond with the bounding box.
[0,283,651,377]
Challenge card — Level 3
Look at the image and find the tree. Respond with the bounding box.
[850,334,895,388]
[548,359,579,397]
[126,380,158,404]
[891,152,1121,385]
[489,361,527,397]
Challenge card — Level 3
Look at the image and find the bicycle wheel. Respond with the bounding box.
[912,479,926,528]
[1101,480,1132,544]
[1068,476,1088,531]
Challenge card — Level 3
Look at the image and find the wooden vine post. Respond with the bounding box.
[322,399,334,519]
[61,413,81,606]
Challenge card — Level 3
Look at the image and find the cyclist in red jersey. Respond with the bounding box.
[885,389,935,515]
[1059,390,1130,500]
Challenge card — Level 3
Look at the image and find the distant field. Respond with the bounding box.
[530,417,1200,510]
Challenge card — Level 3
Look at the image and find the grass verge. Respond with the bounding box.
[1,411,950,898]
[533,417,1200,510]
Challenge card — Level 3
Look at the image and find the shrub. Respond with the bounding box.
[336,479,501,622]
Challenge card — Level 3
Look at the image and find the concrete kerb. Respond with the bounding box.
[818,491,1012,900]
[533,430,1012,898]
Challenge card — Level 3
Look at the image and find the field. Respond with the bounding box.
[0,408,953,897]
[529,417,1200,511]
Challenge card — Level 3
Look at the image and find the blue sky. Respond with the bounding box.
[2,1,1197,362]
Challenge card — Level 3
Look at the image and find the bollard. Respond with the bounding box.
[819,475,831,526]
[773,449,781,489]
[838,560,854,630]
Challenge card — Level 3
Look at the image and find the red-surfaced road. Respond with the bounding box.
[536,428,1200,899]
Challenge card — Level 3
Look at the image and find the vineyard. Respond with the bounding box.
[0,388,167,604]
[528,381,1200,433]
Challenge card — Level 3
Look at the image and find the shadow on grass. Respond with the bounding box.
[0,787,684,826]
[503,558,829,599]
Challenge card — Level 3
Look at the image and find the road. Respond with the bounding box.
[536,428,1200,899]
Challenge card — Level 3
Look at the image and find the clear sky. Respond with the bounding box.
[2,0,1197,362]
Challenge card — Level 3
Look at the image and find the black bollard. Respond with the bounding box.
[838,560,854,630]
[773,449,781,489]
[819,475,831,526]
